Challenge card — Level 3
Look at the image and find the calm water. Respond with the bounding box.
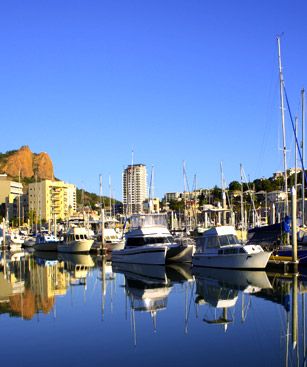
[0,250,306,367]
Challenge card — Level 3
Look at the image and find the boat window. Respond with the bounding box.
[218,235,239,247]
[206,236,220,248]
[227,235,239,244]
[126,236,173,247]
[80,234,84,239]
[126,237,145,246]
[218,236,229,246]
[84,235,87,239]
[76,235,80,240]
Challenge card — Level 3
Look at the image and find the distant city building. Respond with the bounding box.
[273,168,302,180]
[267,190,287,203]
[122,164,147,214]
[144,197,160,213]
[164,192,180,202]
[28,180,76,221]
[0,174,23,220]
[273,171,283,180]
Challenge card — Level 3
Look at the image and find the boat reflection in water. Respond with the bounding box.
[193,267,272,331]
[112,262,193,345]
[59,253,95,286]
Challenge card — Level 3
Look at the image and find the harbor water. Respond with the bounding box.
[0,250,306,367]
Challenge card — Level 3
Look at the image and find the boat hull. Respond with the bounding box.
[92,240,125,252]
[57,239,93,253]
[166,244,194,263]
[112,246,167,265]
[192,251,271,269]
[34,242,59,252]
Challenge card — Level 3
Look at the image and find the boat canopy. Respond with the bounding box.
[130,214,167,229]
[202,226,237,237]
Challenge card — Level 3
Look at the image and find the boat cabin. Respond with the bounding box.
[65,227,90,242]
[196,226,242,253]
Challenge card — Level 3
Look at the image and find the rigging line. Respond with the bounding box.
[256,72,280,178]
[283,83,307,186]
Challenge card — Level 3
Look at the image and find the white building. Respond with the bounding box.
[122,164,147,214]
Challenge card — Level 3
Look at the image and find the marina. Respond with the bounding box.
[0,249,306,366]
[1,1,307,366]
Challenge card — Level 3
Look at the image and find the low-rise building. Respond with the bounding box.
[28,180,77,221]
[0,174,23,220]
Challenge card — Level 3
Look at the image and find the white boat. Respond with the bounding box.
[192,226,271,269]
[6,232,24,251]
[34,233,59,252]
[112,214,194,265]
[93,218,125,252]
[58,227,93,253]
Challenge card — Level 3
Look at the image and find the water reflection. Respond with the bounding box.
[0,249,95,319]
[1,249,307,366]
[193,268,272,331]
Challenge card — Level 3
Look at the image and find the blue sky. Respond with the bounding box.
[1,1,307,199]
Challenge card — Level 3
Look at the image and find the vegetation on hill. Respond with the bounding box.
[76,188,122,209]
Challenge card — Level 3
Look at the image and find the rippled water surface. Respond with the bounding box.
[0,250,306,367]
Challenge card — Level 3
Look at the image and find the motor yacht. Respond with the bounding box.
[192,226,271,269]
[112,214,194,265]
[58,227,93,253]
[92,218,124,252]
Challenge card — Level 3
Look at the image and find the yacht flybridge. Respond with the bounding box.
[112,214,194,265]
[192,226,271,269]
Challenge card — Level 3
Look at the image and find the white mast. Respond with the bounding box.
[277,36,289,216]
[295,116,298,190]
[220,162,227,225]
[302,88,305,226]
[148,166,154,213]
[109,175,112,217]
[240,164,244,237]
[99,174,105,250]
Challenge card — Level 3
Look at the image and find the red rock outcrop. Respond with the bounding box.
[1,145,54,180]
[33,152,54,180]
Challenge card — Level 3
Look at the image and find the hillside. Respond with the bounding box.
[0,146,122,207]
[0,146,54,181]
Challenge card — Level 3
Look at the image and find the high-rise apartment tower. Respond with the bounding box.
[122,164,147,214]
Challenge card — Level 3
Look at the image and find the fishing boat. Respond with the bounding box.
[58,227,93,253]
[112,214,194,265]
[192,226,271,269]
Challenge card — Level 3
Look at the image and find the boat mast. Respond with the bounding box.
[131,149,134,215]
[109,175,112,218]
[277,36,289,216]
[183,161,188,232]
[240,164,244,238]
[148,165,154,213]
[302,88,305,226]
[220,162,227,225]
[100,174,105,250]
[295,116,298,191]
